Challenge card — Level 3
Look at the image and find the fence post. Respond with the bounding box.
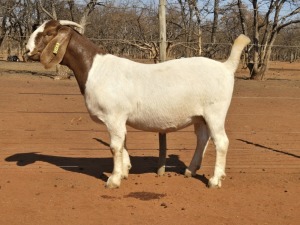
[157,0,167,176]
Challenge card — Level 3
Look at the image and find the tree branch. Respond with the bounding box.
[277,19,300,32]
[38,0,56,20]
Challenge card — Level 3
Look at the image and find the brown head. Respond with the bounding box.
[26,20,105,94]
[26,20,83,69]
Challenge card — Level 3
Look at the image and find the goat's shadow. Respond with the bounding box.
[5,151,208,185]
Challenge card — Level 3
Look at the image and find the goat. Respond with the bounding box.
[26,20,250,189]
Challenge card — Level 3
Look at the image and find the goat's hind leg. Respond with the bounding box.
[185,120,210,177]
[157,133,167,176]
[205,117,229,188]
[122,138,132,179]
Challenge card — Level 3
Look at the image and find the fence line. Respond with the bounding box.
[3,1,297,14]
[2,35,300,49]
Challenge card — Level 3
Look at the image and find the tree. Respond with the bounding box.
[173,0,203,57]
[240,0,300,80]
[237,0,250,67]
[1,0,299,68]
[0,0,40,58]
[205,0,220,58]
[0,0,14,47]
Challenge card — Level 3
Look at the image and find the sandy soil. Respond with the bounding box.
[0,61,299,225]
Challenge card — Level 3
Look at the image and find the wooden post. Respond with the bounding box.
[159,0,167,63]
[157,0,167,176]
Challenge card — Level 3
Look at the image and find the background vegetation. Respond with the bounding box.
[1,0,299,79]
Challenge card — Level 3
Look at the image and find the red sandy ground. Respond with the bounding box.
[0,61,299,225]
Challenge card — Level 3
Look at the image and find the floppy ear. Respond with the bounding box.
[40,26,72,69]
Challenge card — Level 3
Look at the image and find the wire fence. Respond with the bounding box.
[1,1,299,62]
[3,34,300,48]
[1,35,299,63]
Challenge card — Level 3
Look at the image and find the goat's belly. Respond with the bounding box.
[126,115,200,132]
[126,100,203,132]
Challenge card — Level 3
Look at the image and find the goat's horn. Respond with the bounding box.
[59,20,83,29]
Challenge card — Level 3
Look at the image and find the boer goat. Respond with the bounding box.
[26,20,250,188]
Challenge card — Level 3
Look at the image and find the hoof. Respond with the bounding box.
[121,169,129,180]
[157,166,165,176]
[208,177,222,189]
[105,175,121,189]
[121,164,132,180]
[184,168,194,178]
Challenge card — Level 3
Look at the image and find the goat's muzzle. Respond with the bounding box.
[25,50,41,62]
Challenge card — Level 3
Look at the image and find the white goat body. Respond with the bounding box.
[85,55,233,132]
[26,20,251,189]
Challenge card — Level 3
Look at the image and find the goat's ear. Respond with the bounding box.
[40,26,72,69]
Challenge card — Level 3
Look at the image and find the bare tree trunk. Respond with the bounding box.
[250,0,260,79]
[237,0,250,68]
[197,29,202,56]
[0,0,13,48]
[0,17,7,47]
[204,0,219,58]
[67,0,75,21]
[211,0,219,44]
[78,0,103,34]
[246,0,300,80]
[189,0,202,56]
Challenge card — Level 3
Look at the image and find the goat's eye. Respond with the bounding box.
[45,30,55,36]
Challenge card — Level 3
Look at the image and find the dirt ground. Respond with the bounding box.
[0,61,299,225]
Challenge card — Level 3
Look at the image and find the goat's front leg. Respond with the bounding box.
[106,123,127,189]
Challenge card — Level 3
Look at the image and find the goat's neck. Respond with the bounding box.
[61,31,105,94]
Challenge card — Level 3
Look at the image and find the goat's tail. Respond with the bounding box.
[223,34,251,73]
